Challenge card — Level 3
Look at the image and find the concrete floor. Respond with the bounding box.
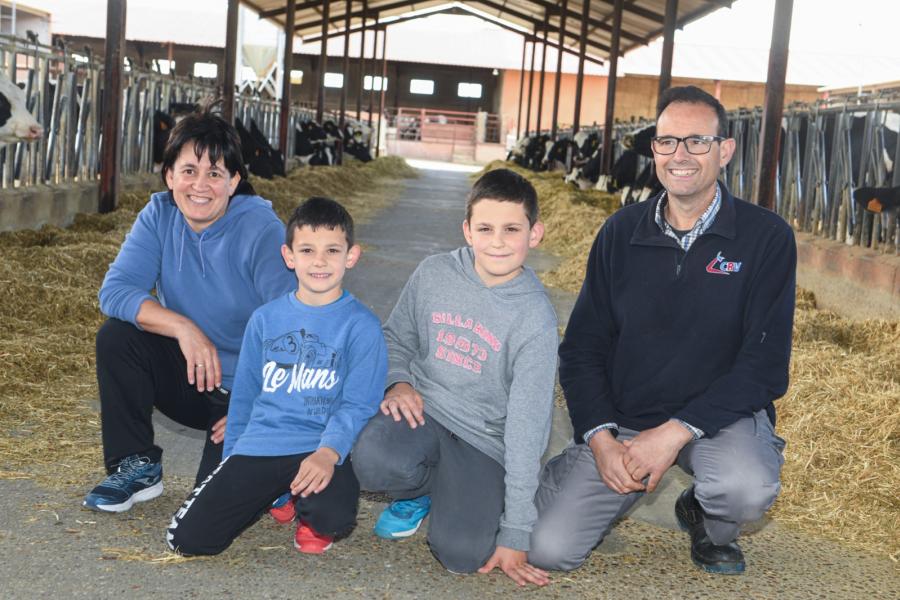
[2,163,898,598]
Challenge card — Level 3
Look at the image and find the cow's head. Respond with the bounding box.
[0,74,42,143]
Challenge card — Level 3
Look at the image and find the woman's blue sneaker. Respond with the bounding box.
[374,496,432,539]
[82,455,163,513]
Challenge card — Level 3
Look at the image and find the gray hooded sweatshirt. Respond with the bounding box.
[384,247,558,551]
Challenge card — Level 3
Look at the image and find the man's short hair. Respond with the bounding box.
[466,168,539,227]
[285,196,355,247]
[160,98,253,195]
[656,86,729,138]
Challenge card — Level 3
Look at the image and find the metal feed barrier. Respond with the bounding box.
[723,97,900,253]
[571,97,900,253]
[0,35,356,193]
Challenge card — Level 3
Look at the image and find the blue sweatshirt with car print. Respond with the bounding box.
[223,291,387,464]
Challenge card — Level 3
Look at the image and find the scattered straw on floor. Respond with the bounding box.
[480,161,900,563]
[0,157,416,490]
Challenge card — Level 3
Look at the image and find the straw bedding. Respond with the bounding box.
[0,157,415,490]
[1,156,896,564]
[481,161,899,563]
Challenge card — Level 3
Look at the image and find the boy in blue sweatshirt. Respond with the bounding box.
[167,197,387,555]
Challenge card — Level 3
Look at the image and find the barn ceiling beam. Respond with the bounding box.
[473,0,612,53]
[259,0,326,19]
[529,0,662,30]
[299,0,611,59]
[293,0,416,32]
[624,0,735,52]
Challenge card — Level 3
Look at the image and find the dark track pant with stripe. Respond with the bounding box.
[166,453,360,556]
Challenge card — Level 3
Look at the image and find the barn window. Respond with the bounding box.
[364,75,388,91]
[153,59,175,75]
[290,69,304,85]
[410,79,434,95]
[324,72,344,88]
[193,62,218,79]
[457,82,482,98]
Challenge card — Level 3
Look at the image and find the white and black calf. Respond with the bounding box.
[0,72,42,143]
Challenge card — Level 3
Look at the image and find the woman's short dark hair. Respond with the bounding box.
[656,85,729,137]
[160,99,252,195]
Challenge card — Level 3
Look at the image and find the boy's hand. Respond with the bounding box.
[380,382,425,428]
[291,447,339,498]
[478,546,549,587]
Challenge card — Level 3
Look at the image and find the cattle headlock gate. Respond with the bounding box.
[575,95,900,254]
[0,35,339,191]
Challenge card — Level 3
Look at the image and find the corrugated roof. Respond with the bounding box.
[244,0,735,64]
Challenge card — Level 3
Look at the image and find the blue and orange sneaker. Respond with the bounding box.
[82,455,163,513]
[270,492,296,524]
[373,495,431,539]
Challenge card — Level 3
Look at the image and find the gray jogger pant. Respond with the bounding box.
[352,411,505,573]
[528,410,785,571]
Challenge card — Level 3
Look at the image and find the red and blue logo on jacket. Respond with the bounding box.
[706,251,742,275]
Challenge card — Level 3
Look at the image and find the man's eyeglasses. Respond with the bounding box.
[651,135,725,155]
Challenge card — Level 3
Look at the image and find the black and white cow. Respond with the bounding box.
[0,72,42,143]
[294,120,334,166]
[544,137,580,172]
[235,117,286,179]
[565,125,661,204]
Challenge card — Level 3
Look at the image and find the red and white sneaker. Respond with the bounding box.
[269,493,296,524]
[294,521,333,554]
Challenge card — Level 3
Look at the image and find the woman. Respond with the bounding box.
[83,104,295,512]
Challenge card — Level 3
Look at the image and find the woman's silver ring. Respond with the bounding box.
[196,364,205,368]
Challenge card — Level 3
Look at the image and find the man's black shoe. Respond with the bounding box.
[675,487,746,575]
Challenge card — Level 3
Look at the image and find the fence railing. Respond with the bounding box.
[555,96,900,253]
[384,107,502,144]
[0,35,365,192]
[726,96,900,253]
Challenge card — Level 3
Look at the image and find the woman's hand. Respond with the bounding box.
[210,416,227,444]
[136,300,221,392]
[174,320,222,392]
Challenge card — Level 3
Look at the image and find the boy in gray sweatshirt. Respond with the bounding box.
[353,168,558,587]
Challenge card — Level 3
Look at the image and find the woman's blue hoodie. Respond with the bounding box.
[98,191,296,389]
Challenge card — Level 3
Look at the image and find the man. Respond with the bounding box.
[529,86,794,575]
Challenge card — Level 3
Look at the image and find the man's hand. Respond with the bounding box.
[210,416,227,444]
[380,382,425,429]
[589,430,646,495]
[477,546,549,587]
[291,447,340,497]
[621,421,694,492]
[174,320,221,393]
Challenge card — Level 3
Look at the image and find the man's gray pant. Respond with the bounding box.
[529,411,785,571]
[352,412,505,573]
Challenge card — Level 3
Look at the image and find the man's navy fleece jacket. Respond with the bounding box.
[560,183,796,441]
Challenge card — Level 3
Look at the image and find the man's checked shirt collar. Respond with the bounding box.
[654,183,722,251]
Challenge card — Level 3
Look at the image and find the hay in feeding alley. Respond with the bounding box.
[479,162,900,562]
[0,157,416,490]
